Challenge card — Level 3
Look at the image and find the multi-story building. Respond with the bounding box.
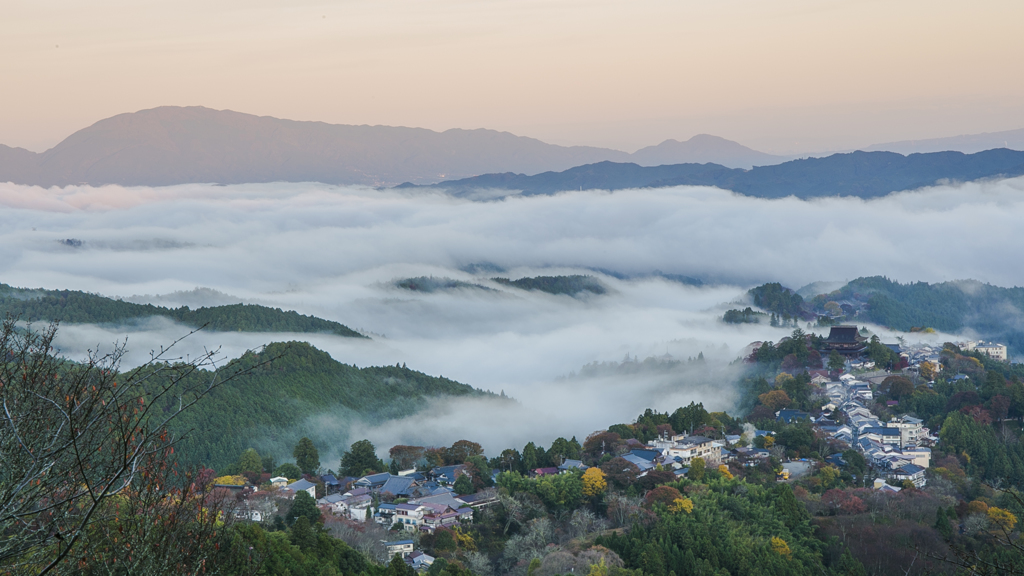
[887,415,923,448]
[665,435,720,466]
[962,341,1008,361]
[394,504,429,531]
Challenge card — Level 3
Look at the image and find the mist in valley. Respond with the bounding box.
[1,178,1018,456]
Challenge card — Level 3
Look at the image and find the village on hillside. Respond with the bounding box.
[207,324,1012,571]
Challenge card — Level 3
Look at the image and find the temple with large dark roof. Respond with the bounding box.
[821,325,868,357]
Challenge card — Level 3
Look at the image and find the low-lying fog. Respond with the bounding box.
[0,178,1012,454]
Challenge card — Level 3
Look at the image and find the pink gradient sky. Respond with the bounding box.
[3,0,1023,154]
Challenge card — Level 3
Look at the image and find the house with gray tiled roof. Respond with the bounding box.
[283,479,316,499]
[380,475,417,498]
[558,459,588,472]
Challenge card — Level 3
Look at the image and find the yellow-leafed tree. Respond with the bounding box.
[718,464,733,480]
[988,507,1018,532]
[669,497,694,514]
[770,536,791,558]
[582,467,608,498]
[919,360,938,381]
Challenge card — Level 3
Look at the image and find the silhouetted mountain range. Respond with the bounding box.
[0,106,782,188]
[399,148,1024,199]
[865,127,1024,155]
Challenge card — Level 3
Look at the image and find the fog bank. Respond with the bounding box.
[1,179,1014,453]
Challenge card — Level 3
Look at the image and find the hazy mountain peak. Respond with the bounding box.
[0,106,784,187]
[629,133,784,169]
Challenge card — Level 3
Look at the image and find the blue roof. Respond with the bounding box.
[629,449,660,462]
[776,409,810,423]
[825,454,847,467]
[286,479,316,492]
[356,472,391,486]
[385,540,414,546]
[380,475,416,496]
[558,459,587,471]
[621,453,654,471]
[431,465,463,482]
[321,474,339,485]
[896,464,925,475]
[861,427,899,436]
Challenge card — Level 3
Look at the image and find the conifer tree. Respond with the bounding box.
[293,437,321,475]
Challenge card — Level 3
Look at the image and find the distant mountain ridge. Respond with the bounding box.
[0,106,782,188]
[0,282,365,337]
[401,148,1024,199]
[865,127,1024,155]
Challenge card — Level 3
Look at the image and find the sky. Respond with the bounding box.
[0,177,1011,454]
[3,1,1024,154]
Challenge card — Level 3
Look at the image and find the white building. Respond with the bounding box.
[962,341,1008,361]
[383,540,415,558]
[665,435,720,466]
[887,415,924,448]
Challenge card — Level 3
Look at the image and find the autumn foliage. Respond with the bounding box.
[582,467,608,498]
[758,389,792,411]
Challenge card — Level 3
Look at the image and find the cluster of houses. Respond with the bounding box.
[223,324,1000,569]
[899,339,1008,380]
[811,373,935,489]
[275,466,499,534]
[266,465,504,571]
[382,540,435,571]
[644,434,726,473]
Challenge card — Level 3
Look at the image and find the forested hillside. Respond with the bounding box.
[391,275,607,297]
[723,278,1024,354]
[403,148,1024,199]
[0,283,364,337]
[492,275,606,296]
[9,320,1024,574]
[809,277,1024,353]
[394,277,491,293]
[153,341,496,470]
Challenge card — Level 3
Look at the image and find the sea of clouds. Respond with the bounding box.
[0,178,1016,455]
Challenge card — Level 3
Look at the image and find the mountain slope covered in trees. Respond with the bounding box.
[809,277,1024,353]
[157,341,497,470]
[724,278,1024,355]
[0,283,364,337]
[402,148,1024,199]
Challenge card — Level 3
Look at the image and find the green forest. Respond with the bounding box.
[0,282,365,337]
[816,277,1024,353]
[195,333,1024,576]
[726,278,1024,356]
[10,301,1024,575]
[491,275,606,296]
[395,277,493,293]
[392,275,606,297]
[147,341,498,471]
